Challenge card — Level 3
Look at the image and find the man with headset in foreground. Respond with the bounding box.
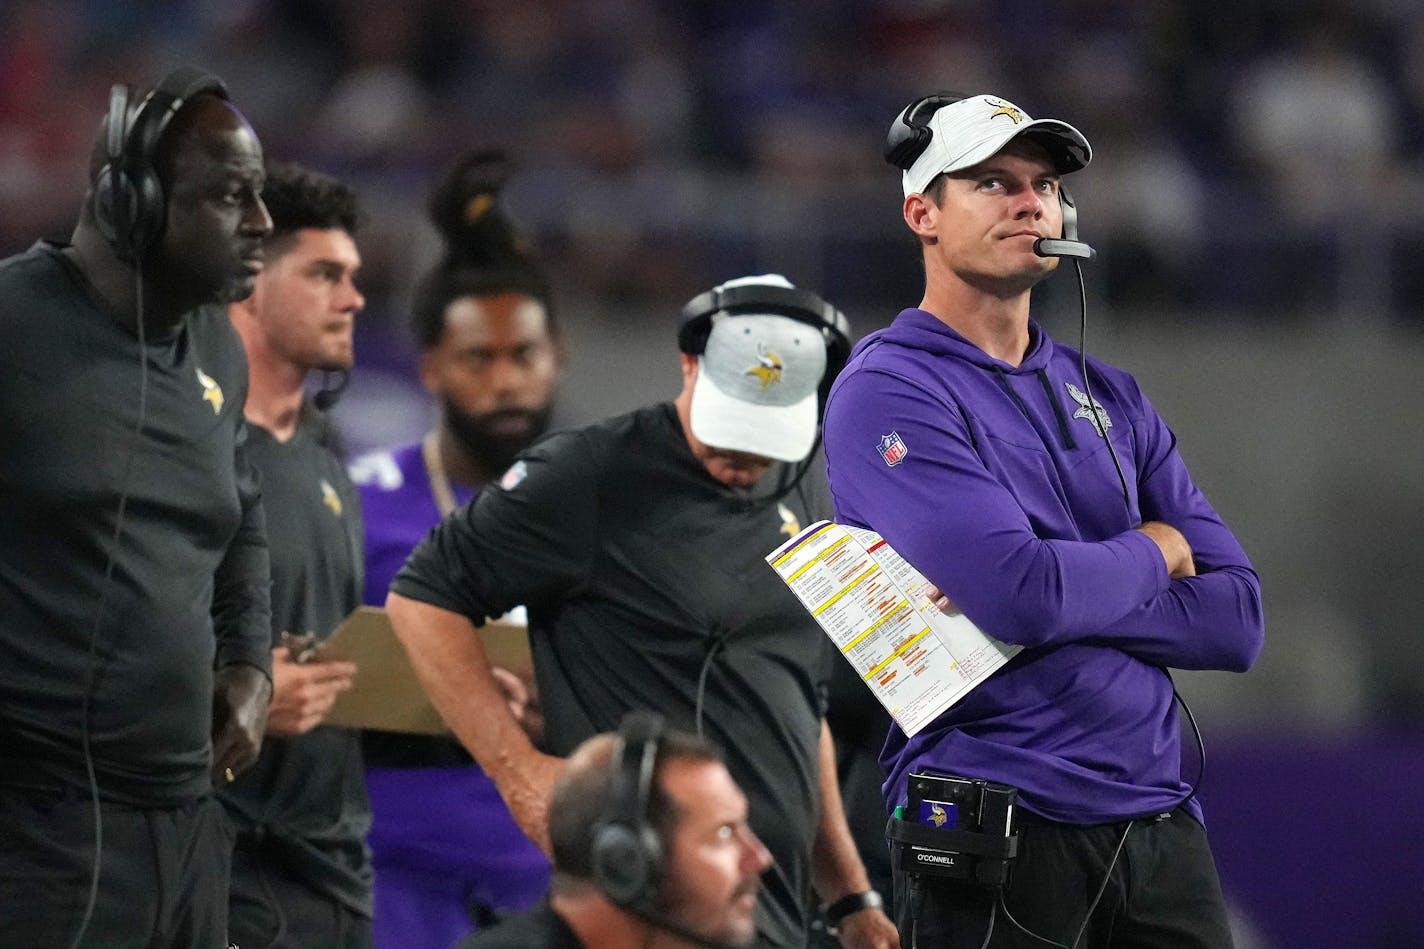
[0,68,274,946]
[386,274,899,948]
[457,713,773,948]
[822,92,1264,947]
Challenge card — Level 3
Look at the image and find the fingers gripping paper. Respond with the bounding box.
[766,521,1020,737]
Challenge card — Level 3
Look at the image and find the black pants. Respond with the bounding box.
[228,847,373,949]
[0,787,233,948]
[892,807,1234,949]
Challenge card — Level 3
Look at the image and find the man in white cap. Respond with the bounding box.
[822,93,1262,947]
[385,275,899,949]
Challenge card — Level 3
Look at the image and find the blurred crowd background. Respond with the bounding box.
[4,0,1422,945]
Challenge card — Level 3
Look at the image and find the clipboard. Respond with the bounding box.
[316,606,533,734]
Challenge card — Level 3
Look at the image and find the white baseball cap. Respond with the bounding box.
[689,275,828,463]
[899,93,1092,197]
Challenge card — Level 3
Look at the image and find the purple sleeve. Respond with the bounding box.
[824,369,1168,648]
[1089,389,1264,671]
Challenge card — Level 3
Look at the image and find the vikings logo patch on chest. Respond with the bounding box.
[320,479,343,516]
[776,502,800,538]
[1065,382,1112,438]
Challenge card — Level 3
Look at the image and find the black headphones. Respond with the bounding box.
[678,281,853,398]
[92,66,230,263]
[591,710,667,908]
[884,91,965,170]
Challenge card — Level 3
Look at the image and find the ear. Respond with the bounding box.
[417,349,441,395]
[903,193,939,243]
[678,353,699,391]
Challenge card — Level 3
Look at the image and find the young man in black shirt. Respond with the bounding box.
[0,68,274,947]
[224,162,372,947]
[387,275,899,949]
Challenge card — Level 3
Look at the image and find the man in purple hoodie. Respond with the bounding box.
[821,92,1264,948]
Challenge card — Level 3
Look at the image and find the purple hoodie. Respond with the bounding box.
[823,308,1263,824]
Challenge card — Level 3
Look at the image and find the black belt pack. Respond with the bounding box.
[887,771,1020,887]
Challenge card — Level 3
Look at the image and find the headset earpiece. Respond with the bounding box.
[90,66,229,263]
[1033,183,1096,261]
[884,92,964,170]
[591,711,666,908]
[1059,184,1080,243]
[92,85,134,256]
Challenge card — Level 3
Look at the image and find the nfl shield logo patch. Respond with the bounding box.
[498,460,528,490]
[877,432,908,466]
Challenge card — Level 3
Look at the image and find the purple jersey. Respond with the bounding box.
[350,443,475,608]
[823,309,1263,824]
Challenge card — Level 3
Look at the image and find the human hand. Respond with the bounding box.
[1136,521,1196,579]
[836,906,901,949]
[265,645,358,736]
[212,662,273,785]
[923,585,960,615]
[490,666,545,745]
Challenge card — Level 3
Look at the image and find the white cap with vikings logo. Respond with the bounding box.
[901,93,1092,197]
[689,275,828,463]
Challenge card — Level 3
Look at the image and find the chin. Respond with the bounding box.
[216,275,258,305]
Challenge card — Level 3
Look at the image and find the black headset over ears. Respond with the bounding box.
[883,91,965,170]
[678,281,853,394]
[92,66,230,263]
[591,711,667,909]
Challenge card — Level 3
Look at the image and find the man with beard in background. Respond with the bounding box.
[348,151,563,949]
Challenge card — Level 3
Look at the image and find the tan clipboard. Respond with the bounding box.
[316,606,532,734]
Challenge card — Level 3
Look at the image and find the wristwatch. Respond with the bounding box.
[825,889,884,926]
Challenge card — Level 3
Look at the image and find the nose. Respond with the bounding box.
[244,192,273,238]
[1013,187,1046,221]
[738,825,774,875]
[343,278,365,315]
[487,355,530,400]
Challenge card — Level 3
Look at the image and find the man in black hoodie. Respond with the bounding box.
[0,68,274,947]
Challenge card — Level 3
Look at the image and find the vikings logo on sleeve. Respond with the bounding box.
[196,367,224,414]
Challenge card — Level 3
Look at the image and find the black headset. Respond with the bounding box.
[92,66,230,263]
[679,281,853,400]
[590,710,667,909]
[884,91,966,171]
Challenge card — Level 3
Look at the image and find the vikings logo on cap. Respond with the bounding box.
[898,92,1092,197]
[987,98,1024,124]
[745,344,784,389]
[689,307,828,464]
